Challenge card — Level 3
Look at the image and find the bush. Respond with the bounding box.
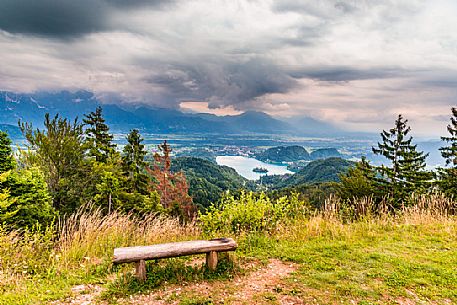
[0,168,56,229]
[199,191,309,235]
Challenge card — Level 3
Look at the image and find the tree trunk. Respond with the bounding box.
[108,193,112,214]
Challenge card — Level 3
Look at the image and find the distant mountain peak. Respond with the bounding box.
[0,90,354,137]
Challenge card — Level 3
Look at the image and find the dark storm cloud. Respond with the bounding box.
[287,66,401,82]
[0,0,175,38]
[106,0,176,9]
[0,0,105,38]
[0,0,456,136]
[145,59,298,106]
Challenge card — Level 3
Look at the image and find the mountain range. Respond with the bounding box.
[0,90,346,137]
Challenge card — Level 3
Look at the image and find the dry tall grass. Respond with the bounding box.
[57,206,200,268]
[280,193,457,242]
[0,206,200,293]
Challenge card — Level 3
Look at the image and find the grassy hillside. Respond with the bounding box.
[0,194,455,305]
[171,157,252,209]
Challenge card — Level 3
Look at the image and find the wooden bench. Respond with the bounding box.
[113,238,237,281]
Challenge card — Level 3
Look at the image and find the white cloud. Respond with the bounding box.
[0,0,456,135]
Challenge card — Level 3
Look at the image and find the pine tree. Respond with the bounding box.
[95,171,120,214]
[440,107,457,167]
[0,131,15,173]
[122,129,148,194]
[0,168,56,229]
[338,157,380,200]
[83,106,115,163]
[372,114,432,205]
[438,107,457,197]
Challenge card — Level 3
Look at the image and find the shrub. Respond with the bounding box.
[199,191,309,235]
[0,168,56,229]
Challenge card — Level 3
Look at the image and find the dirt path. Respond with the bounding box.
[56,259,300,305]
[121,259,300,305]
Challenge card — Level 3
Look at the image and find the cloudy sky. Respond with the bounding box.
[1,0,456,136]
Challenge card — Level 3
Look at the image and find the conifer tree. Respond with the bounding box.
[0,131,15,173]
[95,171,120,214]
[122,129,148,194]
[0,129,56,228]
[0,168,55,229]
[438,107,457,197]
[83,106,115,163]
[338,157,380,200]
[372,114,432,205]
[440,107,457,167]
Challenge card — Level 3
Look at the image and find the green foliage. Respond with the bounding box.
[171,157,252,209]
[18,111,161,216]
[117,190,162,214]
[0,168,56,229]
[83,106,116,163]
[0,172,15,222]
[104,256,236,300]
[94,169,121,214]
[122,129,149,194]
[0,131,15,173]
[275,157,354,188]
[19,113,86,212]
[337,157,381,201]
[438,168,457,198]
[268,182,338,209]
[440,107,457,167]
[438,107,457,198]
[199,191,309,235]
[85,158,158,214]
[372,114,433,206]
[309,148,342,160]
[256,145,310,162]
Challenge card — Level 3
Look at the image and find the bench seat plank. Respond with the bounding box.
[113,238,237,264]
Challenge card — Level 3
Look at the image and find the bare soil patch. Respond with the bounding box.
[54,259,299,305]
[118,258,299,305]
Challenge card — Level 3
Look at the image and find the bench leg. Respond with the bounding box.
[135,259,147,282]
[206,251,218,271]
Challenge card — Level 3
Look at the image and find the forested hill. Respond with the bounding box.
[256,145,310,162]
[256,145,343,163]
[310,148,342,159]
[171,157,253,208]
[263,157,354,188]
[171,157,353,204]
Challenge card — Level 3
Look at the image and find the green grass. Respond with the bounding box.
[103,255,238,301]
[237,219,457,304]
[0,203,456,304]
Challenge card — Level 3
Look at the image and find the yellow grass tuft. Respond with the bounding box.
[57,206,200,267]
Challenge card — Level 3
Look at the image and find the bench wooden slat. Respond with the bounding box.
[113,238,237,264]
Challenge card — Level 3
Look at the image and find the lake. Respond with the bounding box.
[216,156,293,180]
